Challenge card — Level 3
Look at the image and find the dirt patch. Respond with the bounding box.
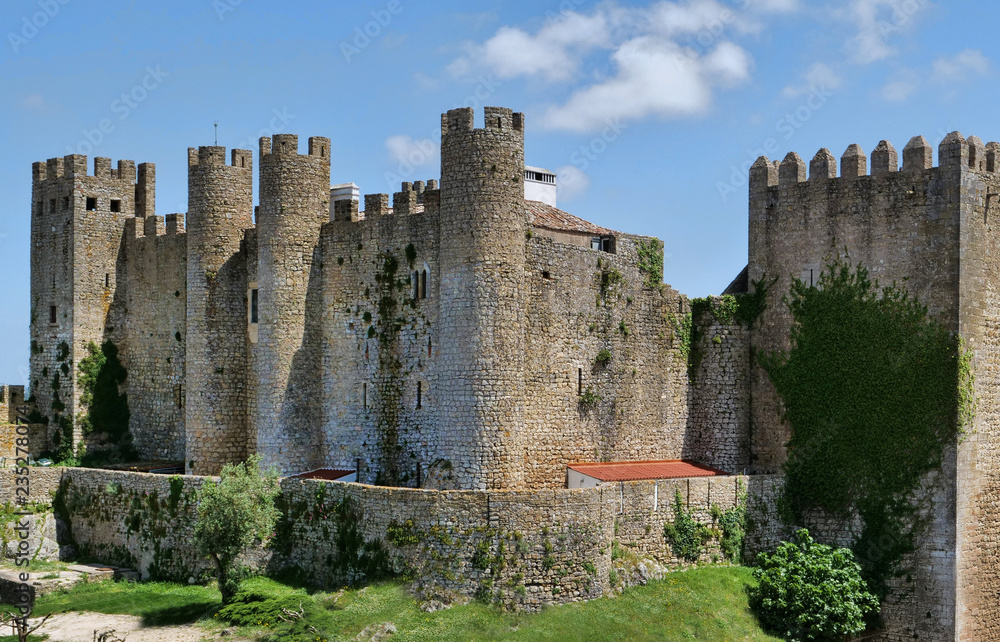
[30,611,241,641]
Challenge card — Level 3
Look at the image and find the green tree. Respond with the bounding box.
[749,529,878,641]
[193,455,280,603]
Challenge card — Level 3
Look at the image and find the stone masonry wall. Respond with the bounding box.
[320,186,441,485]
[51,468,780,610]
[521,234,690,487]
[747,137,966,640]
[122,215,187,460]
[685,298,752,474]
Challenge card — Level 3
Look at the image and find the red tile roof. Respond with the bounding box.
[288,468,356,481]
[567,460,727,482]
[526,200,613,236]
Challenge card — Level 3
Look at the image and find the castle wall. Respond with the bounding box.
[121,215,187,460]
[184,147,254,475]
[685,300,752,474]
[952,135,1000,640]
[255,135,331,475]
[320,187,441,485]
[51,467,781,609]
[748,138,965,640]
[437,107,528,490]
[521,234,690,487]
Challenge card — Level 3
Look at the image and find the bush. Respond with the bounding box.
[663,490,711,562]
[749,529,879,641]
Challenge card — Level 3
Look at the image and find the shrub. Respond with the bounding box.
[749,529,879,641]
[663,490,711,562]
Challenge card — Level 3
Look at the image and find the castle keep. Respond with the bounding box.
[25,106,747,488]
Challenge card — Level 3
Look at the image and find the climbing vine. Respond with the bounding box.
[760,256,975,598]
[77,341,130,440]
[636,238,664,288]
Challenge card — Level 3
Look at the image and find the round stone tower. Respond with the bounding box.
[255,134,331,475]
[437,106,527,490]
[185,146,254,475]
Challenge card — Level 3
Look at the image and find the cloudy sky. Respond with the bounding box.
[0,0,996,383]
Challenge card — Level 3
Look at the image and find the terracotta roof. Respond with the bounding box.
[567,460,727,482]
[526,200,613,236]
[288,468,356,481]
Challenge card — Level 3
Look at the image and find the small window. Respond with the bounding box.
[49,199,55,213]
[412,271,419,300]
[86,197,97,211]
[110,199,121,213]
[420,270,428,299]
[363,383,368,409]
[49,306,57,324]
[105,273,110,288]
[427,337,432,358]
[542,270,551,280]
[62,196,69,210]
[250,288,259,324]
[416,382,423,409]
[591,237,602,250]
[578,368,583,395]
[174,384,184,408]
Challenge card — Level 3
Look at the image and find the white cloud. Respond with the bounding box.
[555,165,590,201]
[932,49,990,82]
[385,135,438,169]
[839,0,928,65]
[881,78,918,102]
[782,63,842,99]
[447,0,784,133]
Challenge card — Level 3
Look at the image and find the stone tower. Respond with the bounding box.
[184,147,254,475]
[29,154,150,453]
[436,107,527,490]
[255,135,331,474]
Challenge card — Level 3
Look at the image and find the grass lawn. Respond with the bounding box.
[15,565,779,641]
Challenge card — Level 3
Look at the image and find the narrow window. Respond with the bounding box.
[421,270,428,299]
[591,237,601,250]
[427,337,432,358]
[578,368,583,395]
[49,199,55,213]
[49,306,57,324]
[542,270,551,280]
[105,273,110,288]
[365,343,369,360]
[174,384,183,408]
[412,272,419,300]
[110,199,121,213]
[416,382,422,409]
[62,196,69,209]
[86,197,97,211]
[250,288,259,323]
[363,383,368,409]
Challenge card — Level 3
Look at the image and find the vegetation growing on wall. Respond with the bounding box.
[663,490,711,562]
[760,257,974,599]
[371,252,407,485]
[636,238,664,289]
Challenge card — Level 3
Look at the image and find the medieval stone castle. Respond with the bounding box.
[14,106,1000,637]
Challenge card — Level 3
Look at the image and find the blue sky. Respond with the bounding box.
[0,0,997,384]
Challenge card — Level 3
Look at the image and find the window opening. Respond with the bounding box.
[250,288,259,324]
[110,199,121,213]
[62,196,69,210]
[421,270,428,299]
[578,368,583,395]
[86,197,97,211]
[416,382,422,409]
[49,306,57,324]
[363,383,368,409]
[427,337,432,358]
[105,273,110,288]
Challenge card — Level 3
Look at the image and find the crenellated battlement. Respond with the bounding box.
[188,146,253,171]
[441,106,525,137]
[33,155,146,183]
[259,135,331,161]
[751,131,1000,195]
[124,213,186,241]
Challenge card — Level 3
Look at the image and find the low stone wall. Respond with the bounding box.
[0,466,63,507]
[52,468,783,609]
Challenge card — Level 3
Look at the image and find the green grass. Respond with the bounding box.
[14,566,779,641]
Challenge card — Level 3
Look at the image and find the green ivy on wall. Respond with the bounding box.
[760,257,975,598]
